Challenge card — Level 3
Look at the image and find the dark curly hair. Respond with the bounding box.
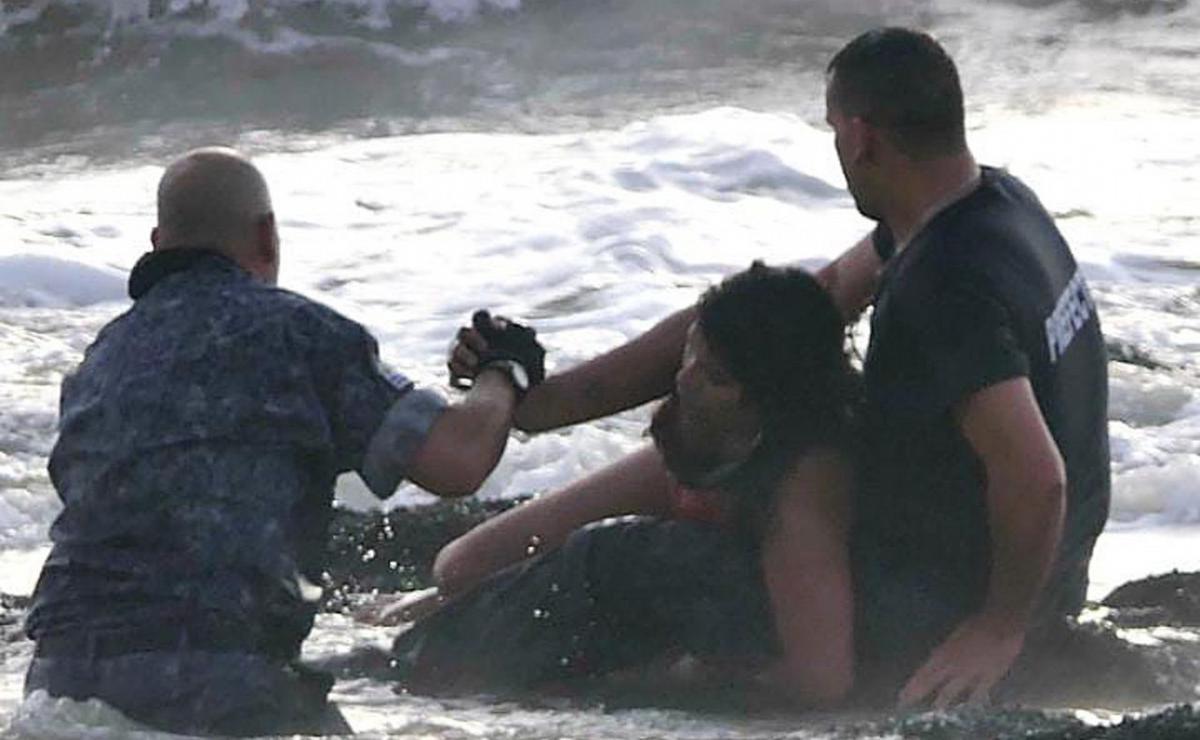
[696,261,861,535]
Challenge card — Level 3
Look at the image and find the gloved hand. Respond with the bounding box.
[451,309,545,394]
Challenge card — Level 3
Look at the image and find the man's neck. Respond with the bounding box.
[885,154,981,252]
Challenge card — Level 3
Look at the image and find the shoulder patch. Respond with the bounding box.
[374,355,414,394]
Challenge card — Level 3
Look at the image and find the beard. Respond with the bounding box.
[650,392,735,488]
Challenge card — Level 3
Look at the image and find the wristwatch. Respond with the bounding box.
[481,359,530,395]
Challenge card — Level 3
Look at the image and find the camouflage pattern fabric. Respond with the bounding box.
[24,249,445,733]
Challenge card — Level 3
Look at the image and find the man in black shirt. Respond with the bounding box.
[447,29,1109,709]
[821,28,1109,706]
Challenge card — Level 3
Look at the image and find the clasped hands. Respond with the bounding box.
[448,309,546,395]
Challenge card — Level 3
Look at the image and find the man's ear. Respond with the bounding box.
[847,116,877,165]
[255,213,278,265]
[860,116,896,168]
[150,227,160,250]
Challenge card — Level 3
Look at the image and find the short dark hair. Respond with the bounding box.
[827,27,966,160]
[696,262,860,534]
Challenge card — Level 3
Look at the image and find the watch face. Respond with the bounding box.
[509,362,530,391]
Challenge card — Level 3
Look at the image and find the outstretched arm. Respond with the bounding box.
[445,234,879,434]
[813,232,882,323]
[899,377,1066,709]
[512,309,695,432]
[758,447,855,707]
[460,235,880,431]
[516,232,881,431]
[433,445,674,596]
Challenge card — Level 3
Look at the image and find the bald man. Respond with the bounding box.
[23,148,540,735]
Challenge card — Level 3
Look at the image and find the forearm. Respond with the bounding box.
[405,370,517,497]
[434,445,673,595]
[514,306,695,432]
[433,488,595,596]
[957,377,1068,630]
[897,475,1063,711]
[981,474,1065,629]
[813,233,880,323]
[462,365,520,441]
[899,379,1067,709]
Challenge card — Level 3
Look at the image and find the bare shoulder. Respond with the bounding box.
[813,233,882,322]
[773,445,854,524]
[788,445,853,475]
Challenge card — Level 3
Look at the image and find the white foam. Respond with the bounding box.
[0,255,127,309]
[616,108,847,206]
[1108,364,1196,429]
[0,547,49,597]
[9,690,167,740]
[1089,524,1200,601]
[972,94,1200,281]
[1111,457,1200,525]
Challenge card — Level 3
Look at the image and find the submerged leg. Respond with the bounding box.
[25,650,348,737]
[392,517,775,694]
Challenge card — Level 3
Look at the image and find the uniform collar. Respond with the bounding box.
[893,167,984,254]
[127,247,238,300]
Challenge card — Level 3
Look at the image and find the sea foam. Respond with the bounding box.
[0,256,126,309]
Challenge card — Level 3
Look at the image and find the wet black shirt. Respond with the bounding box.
[853,167,1110,681]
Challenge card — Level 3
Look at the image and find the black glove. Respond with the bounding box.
[471,309,546,392]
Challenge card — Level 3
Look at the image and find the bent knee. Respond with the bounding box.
[431,539,470,595]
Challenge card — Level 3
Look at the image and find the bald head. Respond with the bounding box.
[153,147,279,283]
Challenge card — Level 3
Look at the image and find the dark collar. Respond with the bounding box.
[127,248,239,300]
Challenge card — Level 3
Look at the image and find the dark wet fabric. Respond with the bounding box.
[392,517,777,693]
[126,245,226,299]
[25,650,351,737]
[25,249,444,732]
[854,167,1110,701]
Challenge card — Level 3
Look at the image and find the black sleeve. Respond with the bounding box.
[905,271,1030,414]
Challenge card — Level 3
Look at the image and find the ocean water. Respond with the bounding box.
[1,0,1199,736]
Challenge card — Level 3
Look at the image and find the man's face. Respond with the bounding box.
[825,76,882,221]
[650,323,757,486]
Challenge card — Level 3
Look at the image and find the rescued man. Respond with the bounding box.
[23,147,543,736]
[448,27,1110,708]
[396,264,858,706]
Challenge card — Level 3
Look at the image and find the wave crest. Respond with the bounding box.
[1,0,524,39]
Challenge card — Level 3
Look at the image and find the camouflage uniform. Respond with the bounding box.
[24,249,446,735]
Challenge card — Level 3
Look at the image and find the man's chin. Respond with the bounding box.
[853,200,882,222]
